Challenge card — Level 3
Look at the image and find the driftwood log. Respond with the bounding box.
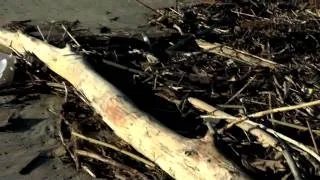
[0,30,250,179]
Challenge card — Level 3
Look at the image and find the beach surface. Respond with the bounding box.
[0,0,177,179]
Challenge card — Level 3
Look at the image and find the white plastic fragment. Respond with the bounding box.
[0,52,15,87]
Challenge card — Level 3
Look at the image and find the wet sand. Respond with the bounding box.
[0,0,176,31]
[0,94,91,179]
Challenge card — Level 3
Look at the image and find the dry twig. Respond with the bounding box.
[61,24,80,47]
[36,25,46,41]
[215,100,320,131]
[271,119,320,135]
[196,39,280,69]
[188,97,304,180]
[188,97,280,149]
[72,131,155,167]
[188,97,320,163]
[58,119,79,169]
[306,120,319,154]
[248,100,320,118]
[102,59,145,75]
[81,165,96,178]
[75,150,148,180]
[245,120,320,162]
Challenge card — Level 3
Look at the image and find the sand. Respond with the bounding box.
[0,94,93,179]
[0,0,176,32]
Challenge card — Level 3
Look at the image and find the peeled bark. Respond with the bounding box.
[0,30,250,180]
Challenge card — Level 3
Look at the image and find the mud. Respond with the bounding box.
[0,0,177,32]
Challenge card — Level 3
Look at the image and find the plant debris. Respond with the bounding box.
[2,0,320,179]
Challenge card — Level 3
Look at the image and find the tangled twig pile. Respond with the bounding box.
[0,0,320,179]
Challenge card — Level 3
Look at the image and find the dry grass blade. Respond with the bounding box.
[248,100,320,118]
[225,75,256,104]
[306,120,319,154]
[81,165,96,178]
[71,131,155,167]
[196,39,280,69]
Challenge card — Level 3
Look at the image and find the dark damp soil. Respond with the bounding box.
[1,0,320,179]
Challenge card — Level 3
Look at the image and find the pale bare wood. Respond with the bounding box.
[0,30,250,180]
[248,100,320,118]
[188,97,320,163]
[188,97,280,150]
[196,39,280,69]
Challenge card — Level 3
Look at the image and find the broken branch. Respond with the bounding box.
[248,100,320,118]
[0,29,250,180]
[196,39,280,69]
[188,97,320,164]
